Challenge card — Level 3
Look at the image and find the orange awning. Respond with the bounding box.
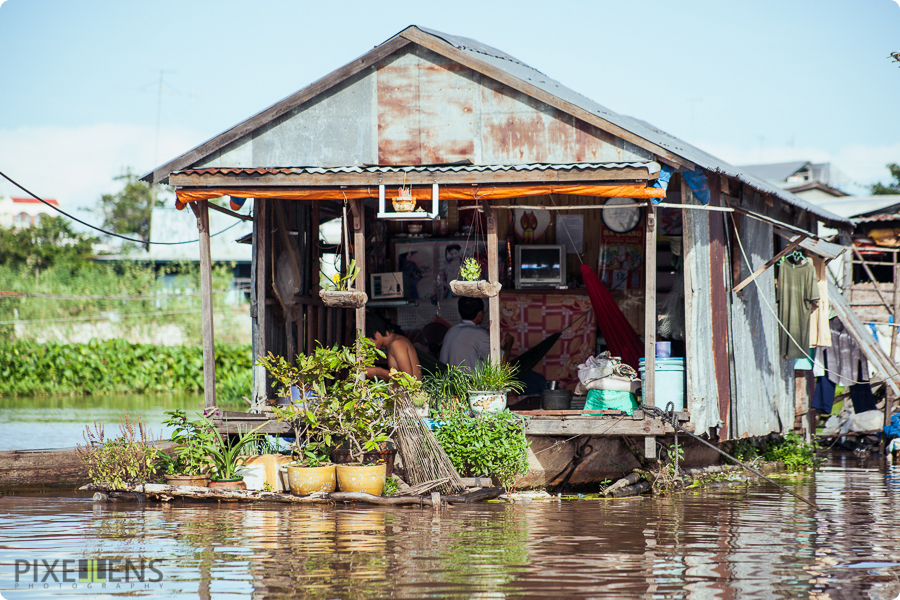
[175,183,665,208]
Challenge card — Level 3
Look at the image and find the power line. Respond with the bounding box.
[0,170,247,245]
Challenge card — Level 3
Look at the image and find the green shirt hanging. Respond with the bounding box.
[777,258,820,359]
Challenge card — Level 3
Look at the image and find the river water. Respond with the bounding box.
[1,455,899,599]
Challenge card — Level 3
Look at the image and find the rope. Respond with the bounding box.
[0,170,246,245]
[644,405,820,510]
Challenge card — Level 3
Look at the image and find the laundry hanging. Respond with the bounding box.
[777,254,819,359]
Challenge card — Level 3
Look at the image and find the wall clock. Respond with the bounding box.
[601,198,642,233]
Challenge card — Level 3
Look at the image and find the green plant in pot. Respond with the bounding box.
[258,336,418,495]
[158,409,220,487]
[206,423,265,492]
[422,364,470,414]
[450,257,502,298]
[466,361,524,415]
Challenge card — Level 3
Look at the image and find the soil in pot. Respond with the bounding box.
[285,464,337,495]
[164,474,210,487]
[336,463,386,495]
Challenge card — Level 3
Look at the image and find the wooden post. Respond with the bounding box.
[254,198,267,405]
[888,254,899,434]
[196,200,217,409]
[644,204,657,409]
[486,204,501,362]
[681,180,693,413]
[351,199,366,336]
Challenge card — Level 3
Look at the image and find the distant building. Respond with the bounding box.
[740,161,851,203]
[0,196,60,228]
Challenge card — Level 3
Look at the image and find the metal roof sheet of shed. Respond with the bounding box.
[413,26,850,227]
[176,161,660,178]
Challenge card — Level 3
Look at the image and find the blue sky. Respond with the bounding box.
[1,0,898,216]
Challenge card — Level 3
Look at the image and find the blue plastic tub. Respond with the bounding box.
[638,357,685,412]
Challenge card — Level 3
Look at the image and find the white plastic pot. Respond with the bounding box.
[468,390,508,415]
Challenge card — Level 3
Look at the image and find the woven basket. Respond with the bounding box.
[319,289,368,308]
[449,280,502,298]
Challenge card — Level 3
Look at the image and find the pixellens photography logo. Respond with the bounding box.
[8,558,164,592]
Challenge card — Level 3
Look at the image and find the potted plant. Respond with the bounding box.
[158,409,219,487]
[450,257,502,298]
[207,423,265,491]
[258,337,418,496]
[466,361,524,415]
[319,259,368,308]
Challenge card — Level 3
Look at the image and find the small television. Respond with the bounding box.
[515,245,567,289]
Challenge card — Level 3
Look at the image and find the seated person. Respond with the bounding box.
[364,312,422,381]
[440,297,513,369]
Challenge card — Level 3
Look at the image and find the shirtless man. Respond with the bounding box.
[364,313,422,380]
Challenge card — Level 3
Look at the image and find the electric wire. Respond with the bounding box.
[0,170,247,245]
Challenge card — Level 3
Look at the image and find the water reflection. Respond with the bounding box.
[1,457,900,598]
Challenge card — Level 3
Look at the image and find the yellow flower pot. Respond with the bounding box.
[336,463,386,495]
[285,464,337,495]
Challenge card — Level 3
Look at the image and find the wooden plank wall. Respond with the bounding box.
[252,199,348,401]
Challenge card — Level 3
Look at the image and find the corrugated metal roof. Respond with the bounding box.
[413,26,850,227]
[176,161,660,177]
[854,213,900,224]
[739,161,810,183]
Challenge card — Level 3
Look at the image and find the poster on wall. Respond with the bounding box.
[598,226,645,291]
[513,208,551,243]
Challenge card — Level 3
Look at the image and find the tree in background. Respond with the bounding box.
[96,169,164,242]
[0,217,96,272]
[870,163,900,195]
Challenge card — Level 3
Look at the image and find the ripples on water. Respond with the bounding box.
[1,455,899,599]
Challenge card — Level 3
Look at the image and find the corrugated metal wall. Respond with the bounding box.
[728,192,794,437]
[200,45,650,170]
[684,188,723,435]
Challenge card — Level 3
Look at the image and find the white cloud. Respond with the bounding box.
[0,123,206,219]
[695,140,900,195]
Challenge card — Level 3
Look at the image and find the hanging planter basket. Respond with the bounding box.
[449,280,503,298]
[319,289,368,308]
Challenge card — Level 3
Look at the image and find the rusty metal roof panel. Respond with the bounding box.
[412,26,850,227]
[176,161,660,177]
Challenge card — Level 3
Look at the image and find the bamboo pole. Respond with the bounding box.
[643,205,657,409]
[486,204,501,361]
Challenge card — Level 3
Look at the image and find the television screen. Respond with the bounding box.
[520,248,561,281]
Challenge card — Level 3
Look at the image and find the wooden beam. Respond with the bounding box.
[254,198,267,405]
[145,35,411,184]
[169,165,655,188]
[485,202,501,362]
[400,27,693,171]
[524,417,668,436]
[352,198,366,336]
[643,205,657,409]
[196,200,217,409]
[207,201,252,221]
[732,234,808,293]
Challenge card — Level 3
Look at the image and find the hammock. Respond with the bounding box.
[580,263,644,369]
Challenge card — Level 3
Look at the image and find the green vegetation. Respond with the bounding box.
[94,169,163,242]
[459,257,482,281]
[433,410,530,489]
[761,432,820,471]
[729,432,820,471]
[326,258,360,291]
[0,339,253,400]
[76,412,160,487]
[871,163,900,195]
[382,476,401,496]
[421,365,469,413]
[0,217,96,271]
[158,409,220,476]
[467,361,524,393]
[258,337,420,462]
